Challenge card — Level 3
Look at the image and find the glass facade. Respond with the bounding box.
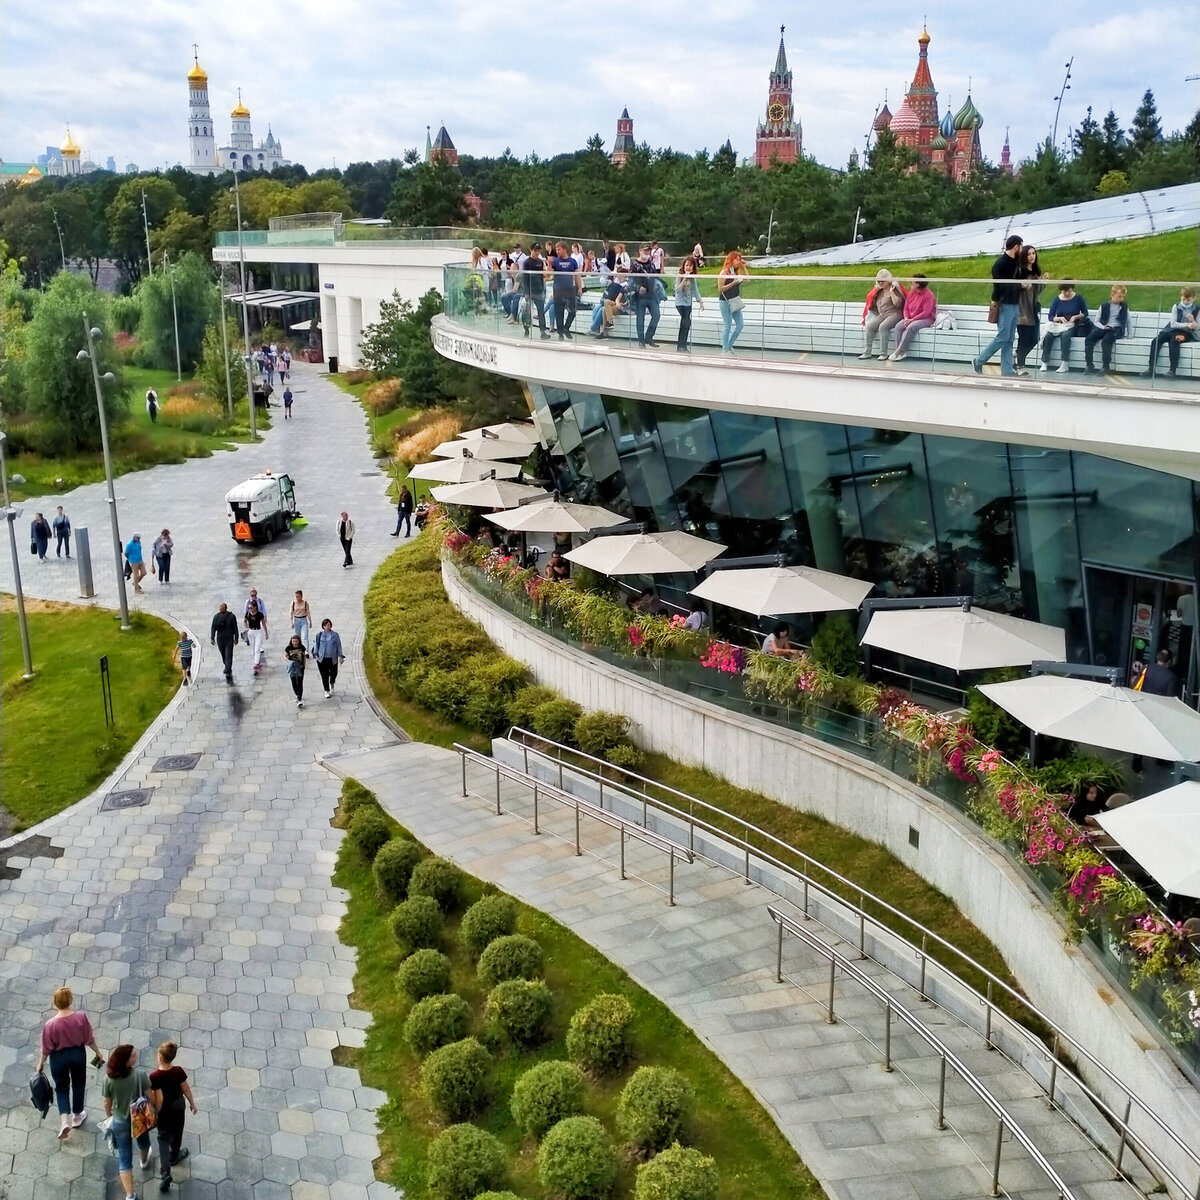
[528,384,1200,698]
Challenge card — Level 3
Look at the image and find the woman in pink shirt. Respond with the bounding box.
[35,986,104,1139]
[889,274,938,361]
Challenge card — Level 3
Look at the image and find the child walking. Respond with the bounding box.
[149,1041,197,1193]
[173,635,195,686]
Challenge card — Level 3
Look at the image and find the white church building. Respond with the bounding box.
[186,50,289,175]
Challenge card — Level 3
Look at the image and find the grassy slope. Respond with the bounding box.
[1,598,179,829]
[325,373,417,498]
[335,807,822,1200]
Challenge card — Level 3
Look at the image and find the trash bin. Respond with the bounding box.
[328,355,338,373]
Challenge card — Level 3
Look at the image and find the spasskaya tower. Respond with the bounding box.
[755,26,802,168]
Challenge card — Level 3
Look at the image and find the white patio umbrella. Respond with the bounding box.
[406,458,522,484]
[1096,781,1200,897]
[431,438,535,461]
[431,478,549,509]
[862,607,1067,672]
[490,497,626,535]
[977,675,1200,761]
[690,566,873,618]
[458,422,541,445]
[565,531,726,576]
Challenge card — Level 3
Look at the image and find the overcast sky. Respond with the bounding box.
[3,1,1196,174]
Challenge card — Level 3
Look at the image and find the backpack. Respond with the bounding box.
[29,1070,54,1118]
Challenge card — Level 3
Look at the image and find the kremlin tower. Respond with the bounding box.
[186,48,216,173]
[755,27,802,168]
[611,108,634,166]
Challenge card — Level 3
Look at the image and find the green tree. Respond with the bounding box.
[23,271,128,449]
[149,209,211,262]
[1,246,33,414]
[1100,109,1128,172]
[1129,89,1162,157]
[0,187,61,285]
[209,177,295,233]
[384,159,469,227]
[1096,169,1131,196]
[132,251,218,372]
[106,176,181,286]
[195,316,246,407]
[291,179,356,217]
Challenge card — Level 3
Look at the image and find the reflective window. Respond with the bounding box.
[708,410,795,554]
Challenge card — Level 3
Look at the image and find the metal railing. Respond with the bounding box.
[506,726,1200,1200]
[769,906,1077,1200]
[453,742,693,904]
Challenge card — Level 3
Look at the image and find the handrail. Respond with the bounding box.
[506,726,1200,1200]
[453,742,693,905]
[768,906,1078,1200]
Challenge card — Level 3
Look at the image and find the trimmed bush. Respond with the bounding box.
[460,895,517,959]
[510,1060,586,1139]
[398,948,452,1000]
[606,744,645,770]
[404,993,473,1057]
[390,895,444,955]
[477,935,543,989]
[341,778,380,819]
[617,1066,693,1154]
[505,685,560,731]
[634,1143,718,1200]
[532,698,584,745]
[811,613,861,678]
[573,710,633,757]
[485,979,552,1047]
[409,856,464,912]
[349,807,391,861]
[425,1123,504,1200]
[566,994,633,1075]
[537,1116,618,1200]
[373,837,423,903]
[473,1193,527,1200]
[422,1037,490,1121]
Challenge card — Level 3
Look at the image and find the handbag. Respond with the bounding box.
[30,539,37,555]
[29,1070,54,1118]
[130,1095,158,1139]
[987,301,1000,324]
[726,296,745,314]
[124,558,133,579]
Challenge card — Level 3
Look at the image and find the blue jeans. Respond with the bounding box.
[974,303,1019,375]
[49,1045,86,1116]
[590,303,605,334]
[720,298,744,351]
[109,1115,151,1172]
[292,616,310,651]
[635,292,660,343]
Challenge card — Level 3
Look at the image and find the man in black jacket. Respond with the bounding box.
[210,603,239,682]
[629,244,662,347]
[972,235,1024,376]
[521,245,550,339]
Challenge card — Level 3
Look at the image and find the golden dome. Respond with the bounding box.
[231,88,250,118]
[60,128,81,157]
[918,25,931,44]
[187,58,208,86]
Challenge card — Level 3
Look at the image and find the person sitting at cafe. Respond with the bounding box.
[762,622,801,658]
[544,550,569,582]
[628,587,666,616]
[683,602,707,630]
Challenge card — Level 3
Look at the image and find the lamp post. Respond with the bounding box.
[0,430,34,677]
[852,207,866,244]
[218,267,234,420]
[77,314,131,629]
[1051,57,1074,154]
[759,209,779,256]
[50,207,67,271]
[140,189,153,279]
[163,250,182,381]
[231,168,257,441]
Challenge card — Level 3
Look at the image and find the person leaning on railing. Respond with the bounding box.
[718,251,750,354]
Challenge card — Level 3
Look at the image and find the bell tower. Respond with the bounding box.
[756,26,802,169]
[187,46,216,175]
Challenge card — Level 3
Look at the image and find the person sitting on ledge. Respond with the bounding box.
[1144,286,1199,379]
[762,622,801,658]
[1084,285,1131,374]
[889,274,938,362]
[1039,280,1091,373]
[544,550,570,582]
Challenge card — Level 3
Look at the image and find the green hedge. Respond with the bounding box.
[537,1116,618,1200]
[422,1037,491,1121]
[349,807,392,861]
[566,993,633,1075]
[374,837,423,904]
[409,856,464,912]
[477,935,544,989]
[426,1123,505,1200]
[485,979,553,1047]
[390,895,444,956]
[460,894,517,958]
[404,993,473,1057]
[634,1143,719,1200]
[398,948,453,1000]
[510,1060,586,1139]
[617,1066,693,1154]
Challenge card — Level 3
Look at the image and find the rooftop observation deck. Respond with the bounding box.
[434,264,1200,480]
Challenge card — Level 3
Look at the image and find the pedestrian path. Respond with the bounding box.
[0,363,404,1200]
[327,739,1155,1200]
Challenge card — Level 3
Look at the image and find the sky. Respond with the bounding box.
[2,0,1197,174]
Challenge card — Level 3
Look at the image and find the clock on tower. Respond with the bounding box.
[756,26,802,169]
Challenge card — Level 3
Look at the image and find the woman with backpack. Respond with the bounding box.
[34,987,104,1140]
[102,1044,156,1198]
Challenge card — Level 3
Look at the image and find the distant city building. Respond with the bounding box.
[425,123,486,222]
[186,49,291,175]
[611,108,634,166]
[106,156,116,172]
[125,162,139,174]
[45,128,83,177]
[755,27,802,168]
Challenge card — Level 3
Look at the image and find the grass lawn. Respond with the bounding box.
[334,792,823,1200]
[1,598,180,831]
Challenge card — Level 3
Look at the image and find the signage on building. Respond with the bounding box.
[212,247,240,262]
[1131,602,1154,641]
[432,328,499,366]
[323,282,335,290]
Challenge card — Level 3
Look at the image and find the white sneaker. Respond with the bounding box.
[1039,363,1049,371]
[857,352,872,359]
[1057,363,1070,373]
[891,352,907,361]
[878,353,889,361]
[72,1109,87,1127]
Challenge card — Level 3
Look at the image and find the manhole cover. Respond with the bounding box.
[101,788,153,812]
[153,754,201,772]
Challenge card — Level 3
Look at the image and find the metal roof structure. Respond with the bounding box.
[753,184,1198,267]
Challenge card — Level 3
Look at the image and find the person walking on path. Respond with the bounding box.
[125,534,147,592]
[282,385,293,418]
[244,588,266,619]
[173,633,195,686]
[338,511,354,567]
[145,388,158,423]
[244,599,268,675]
[30,512,51,561]
[102,1044,155,1199]
[313,618,345,698]
[151,529,173,583]
[717,251,750,354]
[210,603,238,682]
[280,346,292,379]
[290,589,313,652]
[392,486,414,537]
[674,256,704,352]
[52,506,71,558]
[972,235,1024,376]
[284,635,308,708]
[149,1040,196,1194]
[34,987,104,1141]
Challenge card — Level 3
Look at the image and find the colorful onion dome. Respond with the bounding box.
[889,99,921,135]
[940,107,955,139]
[873,103,893,131]
[954,94,982,131]
[187,58,208,86]
[60,128,81,157]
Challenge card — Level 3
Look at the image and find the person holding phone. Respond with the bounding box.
[35,987,104,1140]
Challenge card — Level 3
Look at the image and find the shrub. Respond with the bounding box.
[349,807,391,861]
[485,979,553,1047]
[573,711,633,757]
[409,856,464,912]
[617,1067,693,1154]
[477,935,543,989]
[425,1123,504,1200]
[634,1143,718,1200]
[343,367,374,385]
[341,778,380,819]
[966,668,1028,760]
[422,1037,491,1121]
[510,1061,586,1138]
[566,994,633,1075]
[390,895,444,955]
[537,1116,618,1200]
[404,993,473,1057]
[373,837,423,903]
[505,685,561,731]
[364,376,402,415]
[605,744,645,770]
[394,411,461,464]
[397,948,452,1000]
[473,1193,527,1200]
[158,396,225,435]
[460,894,517,958]
[532,698,584,745]
[810,613,861,677]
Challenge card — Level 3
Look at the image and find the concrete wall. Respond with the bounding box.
[444,561,1200,1190]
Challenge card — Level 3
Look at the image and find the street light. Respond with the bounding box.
[50,207,67,271]
[140,189,153,279]
[758,208,779,256]
[218,266,234,420]
[852,207,867,244]
[231,168,258,441]
[77,314,131,629]
[0,430,34,677]
[163,250,182,381]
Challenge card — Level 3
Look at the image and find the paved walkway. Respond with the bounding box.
[0,363,403,1200]
[329,740,1151,1200]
